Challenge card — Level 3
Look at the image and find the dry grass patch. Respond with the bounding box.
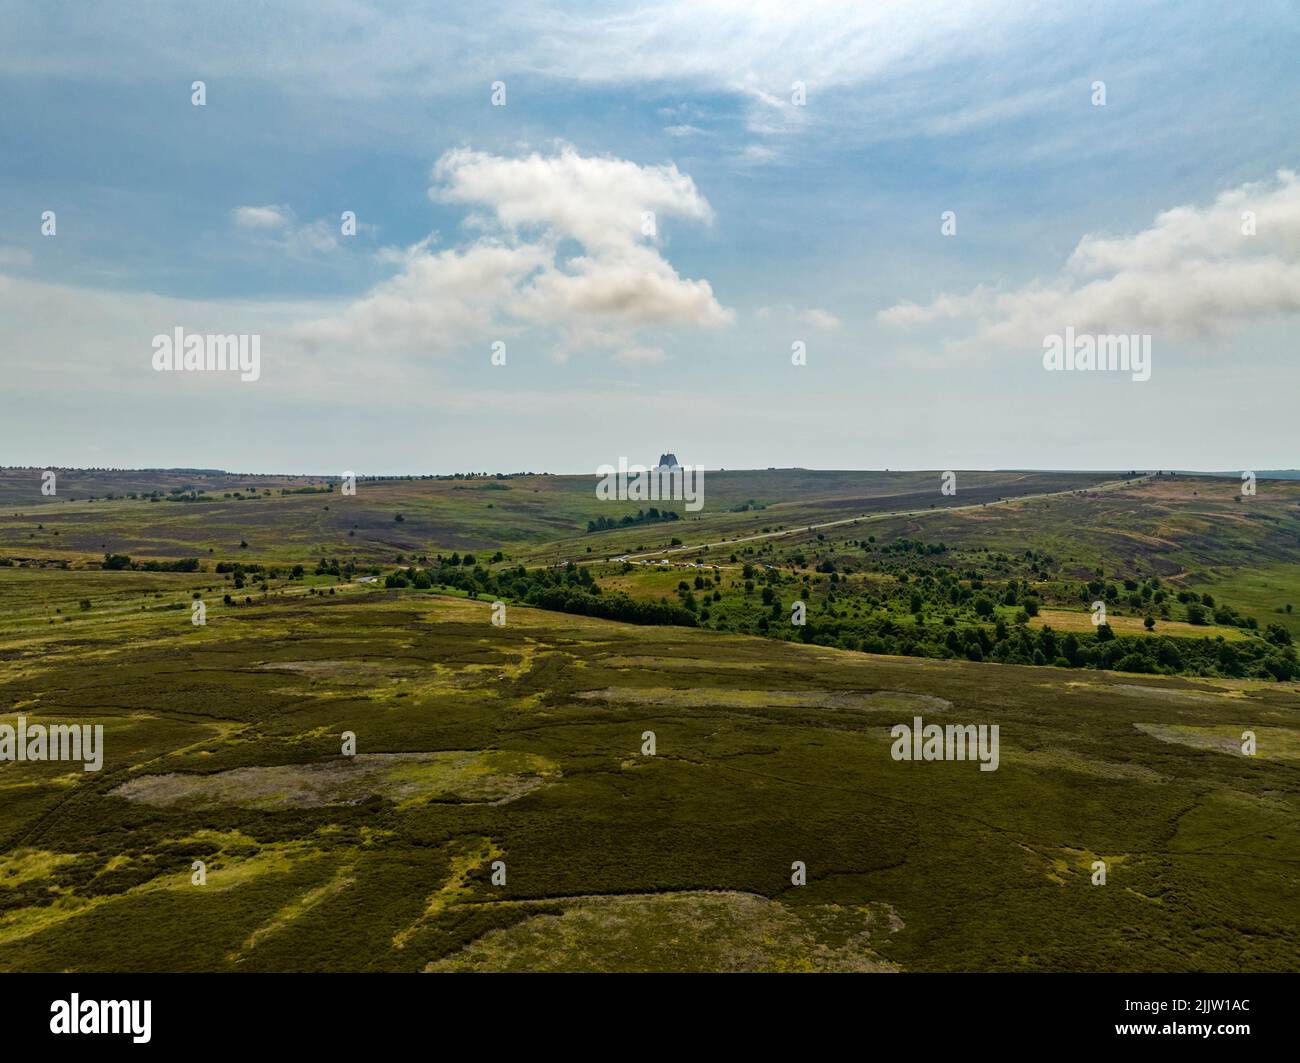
[1134,723,1300,759]
[425,891,901,973]
[110,750,559,811]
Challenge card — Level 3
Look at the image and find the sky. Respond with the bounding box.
[1,0,1298,475]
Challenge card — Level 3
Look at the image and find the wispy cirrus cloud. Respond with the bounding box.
[232,205,345,260]
[756,304,840,330]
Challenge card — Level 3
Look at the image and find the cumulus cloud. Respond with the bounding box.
[431,146,714,254]
[295,241,549,352]
[879,170,1300,346]
[302,145,731,359]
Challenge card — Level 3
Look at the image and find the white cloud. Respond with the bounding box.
[295,241,549,353]
[737,144,779,165]
[432,145,714,252]
[233,206,343,259]
[0,2,1028,97]
[755,304,841,329]
[879,171,1300,347]
[232,205,289,229]
[303,145,731,358]
[2,146,732,393]
[799,307,841,329]
[0,0,1063,158]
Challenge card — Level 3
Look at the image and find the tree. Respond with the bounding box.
[1264,623,1292,647]
[1062,632,1081,666]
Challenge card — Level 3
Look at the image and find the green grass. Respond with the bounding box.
[0,590,1296,972]
[1,467,1297,972]
[1190,563,1300,638]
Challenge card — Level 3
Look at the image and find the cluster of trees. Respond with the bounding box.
[213,561,261,574]
[586,507,681,534]
[100,553,200,572]
[736,610,1298,680]
[311,557,362,579]
[161,491,215,503]
[135,557,201,572]
[652,541,1297,680]
[382,559,697,627]
[746,541,1271,638]
[880,538,948,556]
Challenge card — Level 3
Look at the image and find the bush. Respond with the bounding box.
[1115,652,1154,673]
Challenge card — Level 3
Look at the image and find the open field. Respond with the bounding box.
[1,590,1296,972]
[1028,608,1248,641]
[0,468,1122,565]
[1,467,1297,972]
[1190,563,1300,640]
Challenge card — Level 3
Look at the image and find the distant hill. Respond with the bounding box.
[1174,470,1300,479]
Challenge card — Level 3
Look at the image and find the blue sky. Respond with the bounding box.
[2,0,1298,474]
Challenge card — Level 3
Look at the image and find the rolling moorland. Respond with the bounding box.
[0,466,1297,971]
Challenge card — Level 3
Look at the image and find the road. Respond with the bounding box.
[607,476,1145,564]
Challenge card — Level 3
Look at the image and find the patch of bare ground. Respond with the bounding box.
[109,750,559,810]
[424,891,902,973]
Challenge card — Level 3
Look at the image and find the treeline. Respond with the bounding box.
[763,613,1298,681]
[101,554,200,572]
[586,507,681,533]
[383,560,697,627]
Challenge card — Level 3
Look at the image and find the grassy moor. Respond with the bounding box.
[1,467,1296,973]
